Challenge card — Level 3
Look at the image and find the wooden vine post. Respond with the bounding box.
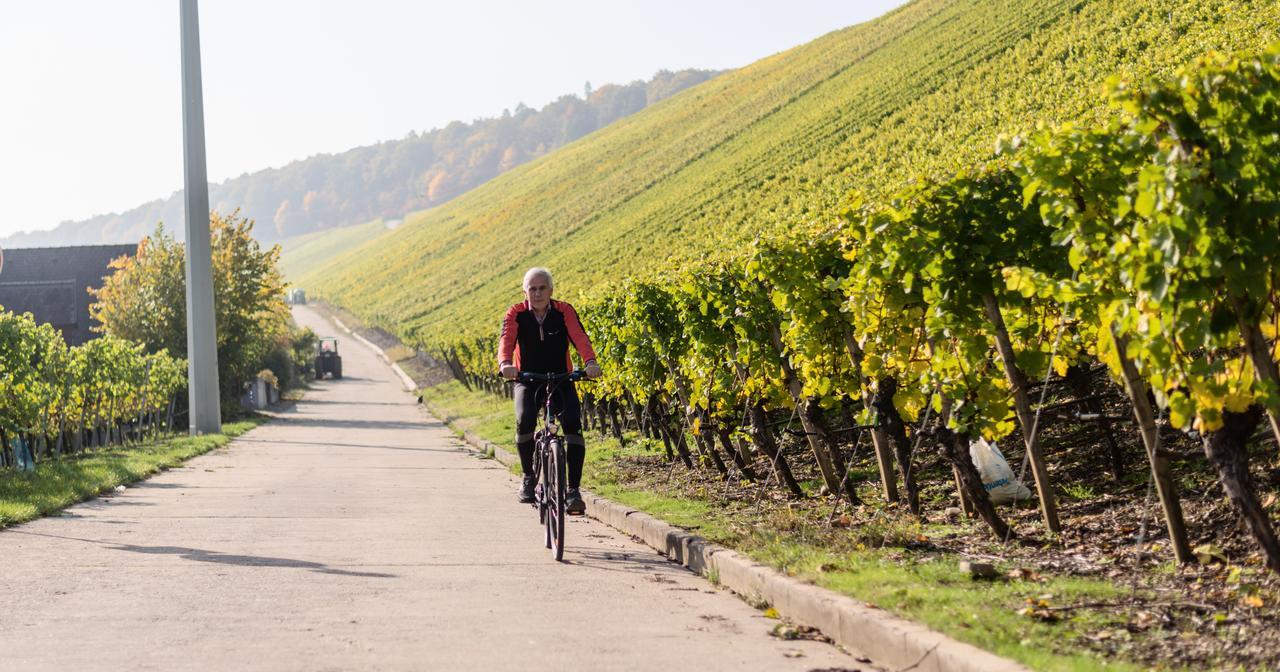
[644,395,677,462]
[747,401,804,496]
[726,341,803,496]
[655,396,695,468]
[934,397,1009,538]
[842,334,899,504]
[983,293,1060,534]
[1201,406,1280,573]
[1064,363,1125,480]
[869,375,922,515]
[1111,329,1193,564]
[770,325,861,504]
[717,426,757,481]
[666,360,728,474]
[1232,295,1280,451]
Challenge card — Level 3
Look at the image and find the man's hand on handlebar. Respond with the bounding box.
[584,360,602,380]
[500,363,518,381]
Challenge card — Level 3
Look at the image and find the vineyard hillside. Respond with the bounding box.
[297,0,1280,349]
[279,219,392,282]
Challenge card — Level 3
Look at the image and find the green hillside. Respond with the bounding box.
[298,0,1280,349]
[279,219,391,282]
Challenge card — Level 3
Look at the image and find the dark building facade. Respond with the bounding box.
[0,245,136,346]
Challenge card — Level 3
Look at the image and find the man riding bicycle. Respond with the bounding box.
[499,267,601,514]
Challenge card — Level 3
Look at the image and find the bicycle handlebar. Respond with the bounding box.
[517,369,586,384]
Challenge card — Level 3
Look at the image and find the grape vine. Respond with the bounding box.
[0,307,186,469]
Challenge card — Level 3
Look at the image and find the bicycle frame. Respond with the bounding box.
[518,369,585,561]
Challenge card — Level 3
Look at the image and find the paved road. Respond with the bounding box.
[0,305,866,671]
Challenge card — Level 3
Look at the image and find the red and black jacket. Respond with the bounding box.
[498,299,597,374]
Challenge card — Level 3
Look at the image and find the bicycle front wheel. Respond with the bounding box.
[540,442,553,548]
[546,438,567,561]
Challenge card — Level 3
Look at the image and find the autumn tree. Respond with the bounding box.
[91,211,291,411]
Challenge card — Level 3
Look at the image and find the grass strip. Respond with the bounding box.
[0,419,263,528]
[419,380,1151,672]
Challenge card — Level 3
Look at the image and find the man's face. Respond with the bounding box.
[525,276,552,309]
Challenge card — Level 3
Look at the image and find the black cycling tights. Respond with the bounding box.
[514,381,585,488]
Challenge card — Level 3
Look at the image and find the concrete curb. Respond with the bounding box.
[438,419,1029,672]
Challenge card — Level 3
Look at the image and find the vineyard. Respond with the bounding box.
[0,307,186,470]
[439,42,1280,571]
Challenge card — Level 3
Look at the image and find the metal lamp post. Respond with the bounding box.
[180,0,221,434]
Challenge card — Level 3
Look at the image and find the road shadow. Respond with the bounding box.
[273,417,442,432]
[53,512,134,525]
[8,530,396,578]
[294,399,412,407]
[562,547,691,577]
[78,499,157,508]
[109,542,398,578]
[235,437,465,453]
[313,376,379,385]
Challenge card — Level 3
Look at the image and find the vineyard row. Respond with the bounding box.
[0,309,186,470]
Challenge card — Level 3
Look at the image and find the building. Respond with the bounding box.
[0,244,137,345]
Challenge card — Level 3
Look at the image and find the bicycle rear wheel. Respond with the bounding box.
[534,440,547,526]
[546,438,567,561]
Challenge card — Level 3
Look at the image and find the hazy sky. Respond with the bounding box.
[0,1,903,239]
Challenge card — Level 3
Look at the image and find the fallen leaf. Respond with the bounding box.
[771,623,799,640]
[1194,544,1227,565]
[1132,611,1158,630]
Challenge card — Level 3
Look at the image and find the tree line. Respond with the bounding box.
[3,70,719,249]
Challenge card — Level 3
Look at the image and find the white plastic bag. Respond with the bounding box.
[968,438,1031,504]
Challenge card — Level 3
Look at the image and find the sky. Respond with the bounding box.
[0,1,904,239]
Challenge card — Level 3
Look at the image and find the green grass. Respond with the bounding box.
[299,0,1280,352]
[417,379,1160,671]
[1063,483,1099,501]
[0,419,262,527]
[278,218,391,282]
[769,544,1141,672]
[419,381,515,452]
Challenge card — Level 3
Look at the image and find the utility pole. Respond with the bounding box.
[180,0,221,434]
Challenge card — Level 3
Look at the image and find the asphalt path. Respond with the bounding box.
[0,305,867,671]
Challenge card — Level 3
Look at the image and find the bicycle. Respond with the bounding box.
[518,368,586,562]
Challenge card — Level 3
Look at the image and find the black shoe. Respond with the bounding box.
[518,475,537,504]
[566,488,586,515]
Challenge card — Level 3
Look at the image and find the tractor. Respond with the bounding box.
[314,337,343,379]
